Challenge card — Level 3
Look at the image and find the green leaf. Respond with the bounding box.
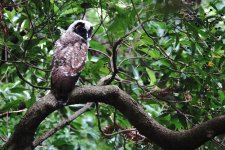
[0,99,23,112]
[149,49,161,59]
[60,8,78,16]
[146,68,156,85]
[139,48,161,59]
[90,41,106,51]
[132,66,140,80]
[142,34,154,45]
[218,90,225,105]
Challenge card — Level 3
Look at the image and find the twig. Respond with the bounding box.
[0,2,9,67]
[23,5,35,59]
[118,56,153,67]
[4,45,50,72]
[82,8,86,19]
[0,136,7,142]
[91,14,108,38]
[0,109,27,118]
[33,103,93,147]
[96,102,138,137]
[106,22,144,84]
[88,48,110,58]
[96,102,106,135]
[15,65,50,90]
[150,92,194,118]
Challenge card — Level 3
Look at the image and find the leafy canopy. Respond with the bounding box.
[0,0,225,149]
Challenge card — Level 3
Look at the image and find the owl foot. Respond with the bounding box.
[57,99,69,106]
[54,94,69,106]
[57,99,68,106]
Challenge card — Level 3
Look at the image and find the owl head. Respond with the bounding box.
[67,20,93,41]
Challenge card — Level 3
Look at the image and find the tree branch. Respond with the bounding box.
[106,22,143,84]
[32,102,93,147]
[3,86,225,150]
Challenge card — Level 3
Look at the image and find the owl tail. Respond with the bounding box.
[51,73,80,105]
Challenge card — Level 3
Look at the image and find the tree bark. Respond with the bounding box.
[2,85,225,150]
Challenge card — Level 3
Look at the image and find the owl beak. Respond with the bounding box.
[87,33,91,41]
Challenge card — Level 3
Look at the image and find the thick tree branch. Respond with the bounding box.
[2,86,225,150]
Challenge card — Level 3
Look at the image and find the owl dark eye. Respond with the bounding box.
[76,25,86,32]
[74,22,86,33]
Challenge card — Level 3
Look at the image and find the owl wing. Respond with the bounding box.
[53,39,88,76]
[69,42,88,74]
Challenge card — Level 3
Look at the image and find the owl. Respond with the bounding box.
[51,20,93,103]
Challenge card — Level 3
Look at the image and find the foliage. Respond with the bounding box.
[0,0,225,149]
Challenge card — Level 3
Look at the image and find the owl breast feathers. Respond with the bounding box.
[51,32,88,102]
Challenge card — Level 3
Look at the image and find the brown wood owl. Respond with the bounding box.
[51,20,93,103]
